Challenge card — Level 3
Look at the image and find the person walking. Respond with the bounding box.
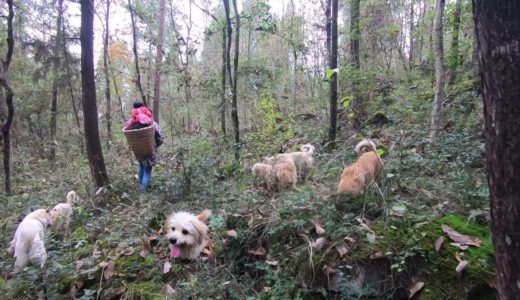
[124,102,164,192]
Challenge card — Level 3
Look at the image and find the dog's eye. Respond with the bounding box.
[182,229,189,235]
[171,227,175,231]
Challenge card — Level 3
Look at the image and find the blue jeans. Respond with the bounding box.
[138,163,152,192]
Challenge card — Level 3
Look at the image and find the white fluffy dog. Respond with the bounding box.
[165,209,212,260]
[9,209,52,272]
[50,190,78,231]
[264,143,315,178]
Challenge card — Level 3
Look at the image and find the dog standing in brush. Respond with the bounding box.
[50,190,79,232]
[165,209,212,260]
[264,143,315,178]
[253,154,299,191]
[9,209,52,272]
[337,139,383,196]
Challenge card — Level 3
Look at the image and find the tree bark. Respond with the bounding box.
[50,0,64,161]
[474,1,520,298]
[409,0,414,69]
[81,0,110,187]
[429,0,445,139]
[350,0,362,129]
[103,0,112,147]
[220,25,227,136]
[153,0,166,124]
[448,0,462,84]
[328,0,338,148]
[128,0,147,106]
[0,0,14,195]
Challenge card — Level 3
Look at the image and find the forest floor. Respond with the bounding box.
[0,79,496,299]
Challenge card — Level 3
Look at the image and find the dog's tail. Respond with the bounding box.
[300,144,315,155]
[66,190,77,205]
[197,209,212,223]
[355,139,376,154]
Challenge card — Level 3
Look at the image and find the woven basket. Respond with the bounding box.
[123,124,156,159]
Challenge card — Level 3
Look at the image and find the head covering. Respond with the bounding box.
[125,106,154,128]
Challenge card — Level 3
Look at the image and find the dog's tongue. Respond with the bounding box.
[170,245,181,258]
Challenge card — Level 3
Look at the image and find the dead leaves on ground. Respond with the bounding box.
[434,224,481,277]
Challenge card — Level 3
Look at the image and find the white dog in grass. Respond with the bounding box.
[9,208,52,272]
[50,190,78,231]
[264,143,315,178]
[165,209,212,260]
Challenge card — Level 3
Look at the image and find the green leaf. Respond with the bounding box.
[341,96,352,109]
[376,149,385,156]
[325,68,338,80]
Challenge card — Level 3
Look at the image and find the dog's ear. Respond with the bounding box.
[197,209,212,223]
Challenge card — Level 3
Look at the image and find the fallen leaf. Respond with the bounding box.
[370,251,384,259]
[139,249,150,258]
[265,260,279,266]
[408,281,425,299]
[263,286,272,292]
[441,224,482,247]
[163,261,172,274]
[311,237,327,250]
[322,265,338,276]
[103,262,115,280]
[95,187,105,195]
[367,232,376,243]
[311,218,326,235]
[434,236,444,252]
[162,283,175,295]
[450,242,469,250]
[336,243,349,257]
[98,261,108,268]
[297,228,310,237]
[455,260,470,276]
[248,246,267,256]
[344,236,356,243]
[68,281,84,298]
[226,230,238,238]
[202,248,213,256]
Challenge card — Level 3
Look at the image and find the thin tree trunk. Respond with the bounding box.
[409,0,414,69]
[81,0,110,187]
[128,0,147,106]
[107,53,126,122]
[0,0,14,195]
[50,0,64,161]
[153,0,166,124]
[103,0,111,148]
[448,0,462,84]
[351,0,362,129]
[429,0,445,139]
[474,1,520,298]
[220,25,227,136]
[328,0,338,147]
[231,0,240,159]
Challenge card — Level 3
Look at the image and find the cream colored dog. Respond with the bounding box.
[9,208,52,272]
[50,190,78,231]
[264,143,315,178]
[253,154,298,191]
[165,209,212,260]
[337,139,383,196]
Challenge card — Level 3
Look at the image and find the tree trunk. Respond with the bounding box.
[448,0,462,84]
[81,0,110,187]
[429,0,445,139]
[350,0,362,129]
[153,0,165,124]
[474,1,520,298]
[103,0,111,148]
[128,0,147,106]
[328,0,338,148]
[50,0,64,161]
[0,0,14,195]
[409,0,414,69]
[220,25,227,136]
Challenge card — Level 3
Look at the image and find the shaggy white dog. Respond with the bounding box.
[165,209,212,260]
[9,208,52,272]
[50,190,78,231]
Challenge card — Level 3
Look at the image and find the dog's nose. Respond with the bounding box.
[169,237,177,244]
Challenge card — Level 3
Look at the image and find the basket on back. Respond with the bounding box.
[123,125,156,159]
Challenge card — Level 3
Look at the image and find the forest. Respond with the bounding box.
[0,0,518,299]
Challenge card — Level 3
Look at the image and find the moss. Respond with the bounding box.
[123,281,164,300]
[70,227,89,243]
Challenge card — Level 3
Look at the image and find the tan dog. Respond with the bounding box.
[165,209,212,260]
[50,190,78,231]
[337,139,383,196]
[253,155,298,191]
[264,143,315,178]
[9,209,52,272]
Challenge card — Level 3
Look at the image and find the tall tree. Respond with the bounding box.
[0,0,15,195]
[409,0,415,69]
[103,0,112,147]
[350,0,362,129]
[429,0,445,139]
[50,0,64,161]
[224,0,241,159]
[474,1,520,298]
[152,0,166,123]
[328,0,338,147]
[448,0,462,84]
[81,0,110,187]
[128,0,147,106]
